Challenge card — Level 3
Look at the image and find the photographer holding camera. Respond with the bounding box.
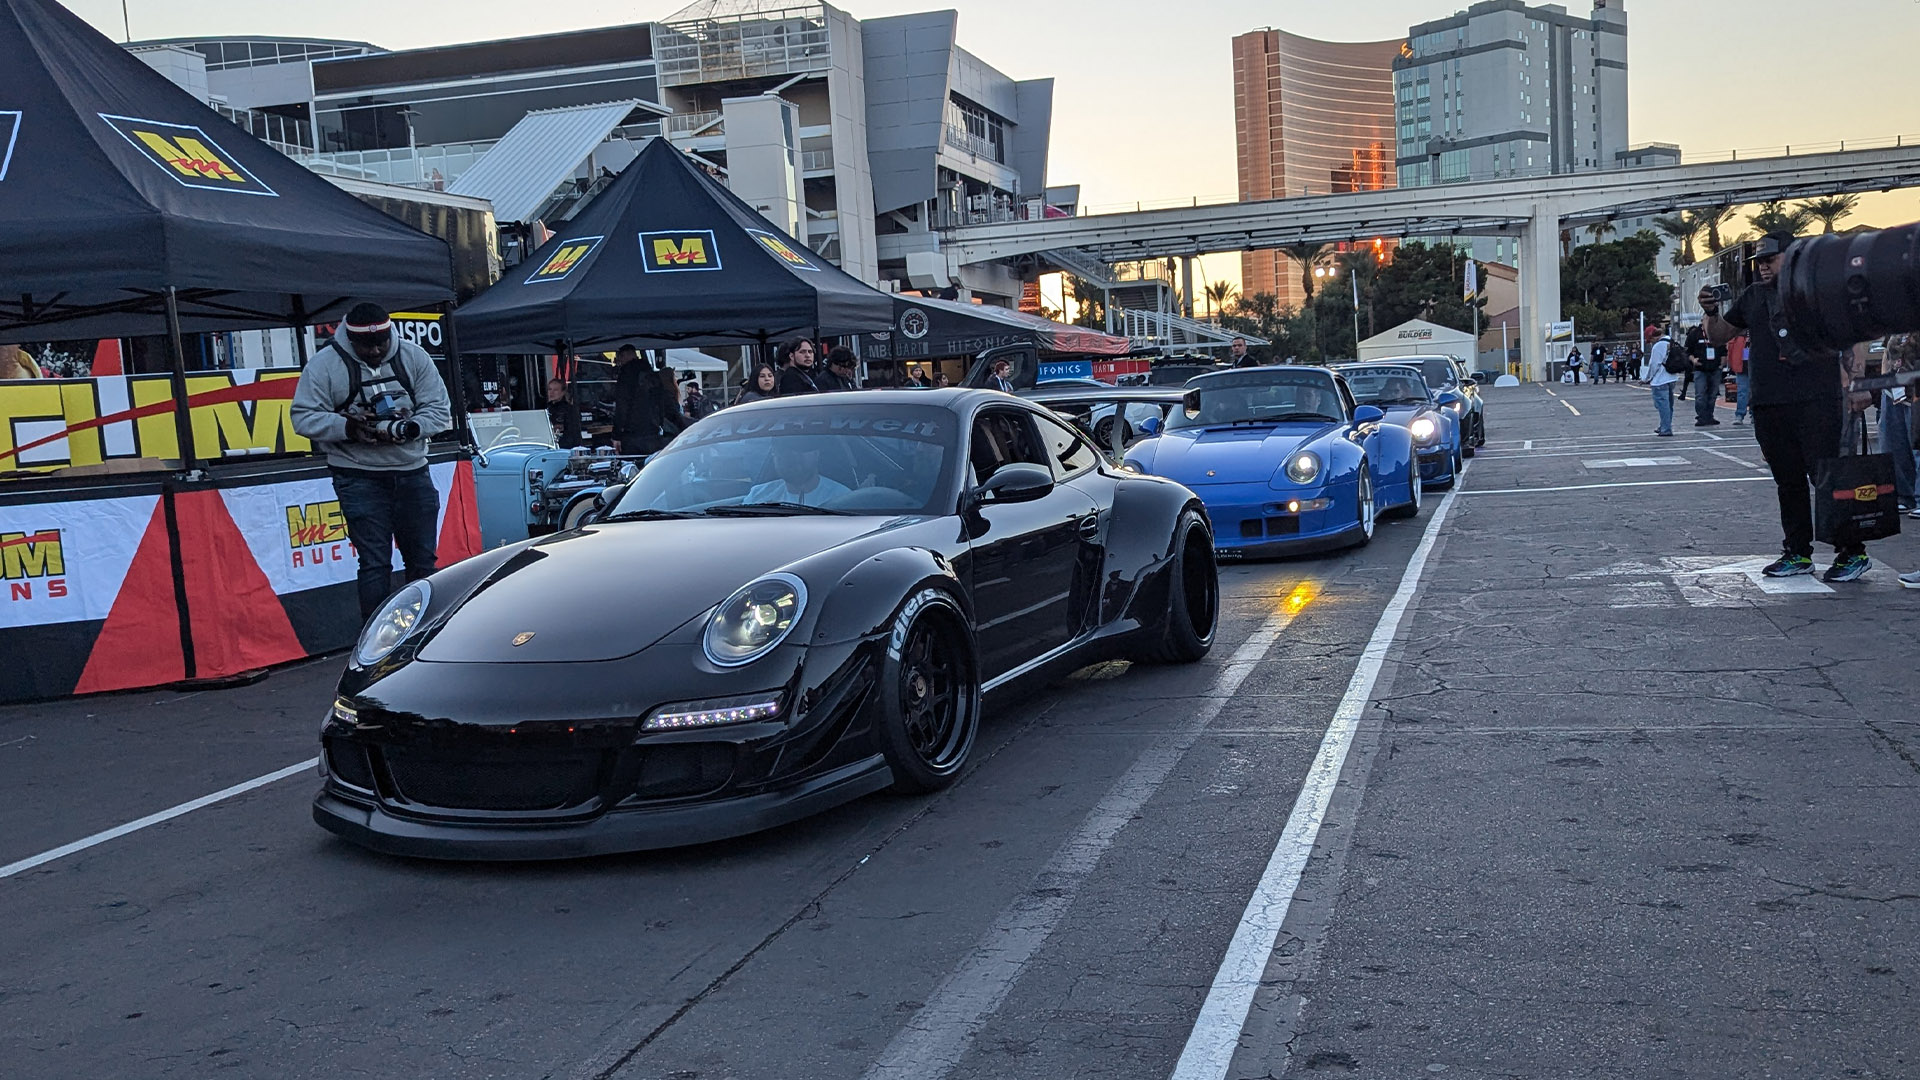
[292,302,453,619]
[1700,233,1867,582]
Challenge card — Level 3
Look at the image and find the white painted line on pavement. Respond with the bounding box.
[1705,432,1726,441]
[0,758,316,880]
[1545,387,1558,397]
[1562,399,1581,416]
[1170,486,1461,1080]
[1523,440,1532,450]
[1460,475,1771,496]
[1705,447,1767,472]
[863,600,1305,1080]
[1583,456,1689,468]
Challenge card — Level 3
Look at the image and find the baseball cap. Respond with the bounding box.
[1752,232,1797,259]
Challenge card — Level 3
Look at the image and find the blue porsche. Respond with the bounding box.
[1332,362,1463,489]
[1120,366,1422,558]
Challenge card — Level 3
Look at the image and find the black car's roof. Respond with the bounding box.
[1332,362,1426,373]
[1188,364,1339,383]
[717,387,1045,415]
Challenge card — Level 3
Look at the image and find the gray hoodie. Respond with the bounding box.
[291,323,452,472]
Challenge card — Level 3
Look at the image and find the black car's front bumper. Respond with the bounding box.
[313,754,894,860]
[314,636,892,860]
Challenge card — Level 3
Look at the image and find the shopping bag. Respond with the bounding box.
[1813,452,1901,545]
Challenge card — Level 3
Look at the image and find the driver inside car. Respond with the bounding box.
[744,439,852,507]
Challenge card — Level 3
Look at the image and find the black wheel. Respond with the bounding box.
[1387,459,1422,519]
[1352,467,1376,547]
[1473,413,1487,447]
[1141,508,1217,664]
[875,593,979,793]
[1461,431,1477,459]
[1092,415,1133,454]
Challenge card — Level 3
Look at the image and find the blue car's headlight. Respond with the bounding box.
[1285,451,1322,485]
[355,581,429,666]
[1410,416,1439,444]
[704,573,807,666]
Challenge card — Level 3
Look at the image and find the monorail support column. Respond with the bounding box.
[1519,202,1568,383]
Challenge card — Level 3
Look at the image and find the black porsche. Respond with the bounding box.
[315,389,1219,860]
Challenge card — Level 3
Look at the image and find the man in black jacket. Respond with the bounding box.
[1686,324,1723,426]
[612,345,687,455]
[776,339,821,396]
[816,347,860,393]
[1702,233,1865,582]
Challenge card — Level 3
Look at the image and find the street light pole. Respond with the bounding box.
[121,0,131,41]
[1350,268,1361,356]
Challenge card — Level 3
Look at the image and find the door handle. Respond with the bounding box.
[1076,514,1101,538]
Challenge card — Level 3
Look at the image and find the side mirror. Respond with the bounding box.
[1436,390,1465,409]
[1138,415,1163,436]
[1461,373,1479,386]
[594,482,628,512]
[1352,405,1385,425]
[974,462,1054,505]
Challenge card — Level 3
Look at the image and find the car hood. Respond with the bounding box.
[1149,423,1337,489]
[416,516,889,663]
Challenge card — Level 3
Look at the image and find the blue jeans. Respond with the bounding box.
[1652,383,1674,433]
[1734,372,1751,421]
[1881,400,1918,504]
[332,466,440,619]
[1694,369,1723,423]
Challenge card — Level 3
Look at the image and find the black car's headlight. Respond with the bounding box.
[1285,451,1322,485]
[704,573,807,667]
[354,581,429,666]
[1410,416,1439,444]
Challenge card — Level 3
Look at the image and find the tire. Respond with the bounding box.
[1351,467,1376,547]
[1473,412,1487,447]
[1140,508,1218,664]
[875,592,979,794]
[1092,415,1133,454]
[559,491,603,530]
[1387,458,1422,519]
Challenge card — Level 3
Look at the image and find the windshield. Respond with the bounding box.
[611,404,959,517]
[1416,358,1459,390]
[1167,370,1345,429]
[1340,368,1432,405]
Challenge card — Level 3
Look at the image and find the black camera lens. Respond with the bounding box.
[392,419,422,442]
[1780,222,1920,352]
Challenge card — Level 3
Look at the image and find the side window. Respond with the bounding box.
[1334,378,1358,419]
[1033,414,1101,478]
[968,409,1048,483]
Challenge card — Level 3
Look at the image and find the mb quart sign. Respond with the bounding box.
[1397,328,1435,340]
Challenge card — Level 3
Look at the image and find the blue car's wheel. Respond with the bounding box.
[1388,459,1421,519]
[1352,468,1375,547]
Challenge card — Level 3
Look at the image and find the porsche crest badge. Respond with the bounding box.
[511,632,536,647]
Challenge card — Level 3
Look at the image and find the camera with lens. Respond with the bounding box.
[1778,221,1920,352]
[346,391,422,443]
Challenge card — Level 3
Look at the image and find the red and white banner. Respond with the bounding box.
[216,461,468,594]
[0,493,159,629]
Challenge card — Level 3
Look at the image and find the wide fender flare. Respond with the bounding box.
[1323,432,1368,486]
[806,547,970,648]
[1103,476,1207,624]
[1367,424,1416,493]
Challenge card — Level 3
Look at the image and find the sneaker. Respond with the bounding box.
[1823,554,1872,583]
[1902,570,1920,590]
[1702,418,1722,426]
[1910,506,1920,519]
[1762,554,1814,578]
[1733,416,1746,426]
[1654,429,1673,436]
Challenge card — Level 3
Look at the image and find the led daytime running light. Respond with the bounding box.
[643,693,784,732]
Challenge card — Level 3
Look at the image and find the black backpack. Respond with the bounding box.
[1661,339,1690,375]
[325,340,416,410]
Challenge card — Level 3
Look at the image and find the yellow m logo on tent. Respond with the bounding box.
[131,130,245,182]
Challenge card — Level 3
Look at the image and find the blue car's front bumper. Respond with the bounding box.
[1191,478,1365,558]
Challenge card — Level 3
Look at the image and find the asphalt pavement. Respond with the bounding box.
[2,379,1915,1080]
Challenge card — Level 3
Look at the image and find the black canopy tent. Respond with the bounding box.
[451,138,894,356]
[0,0,454,463]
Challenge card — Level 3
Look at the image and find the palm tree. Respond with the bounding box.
[1203,280,1240,321]
[1283,242,1333,302]
[1697,205,1735,256]
[1803,194,1860,234]
[1747,199,1816,238]
[1651,213,1700,267]
[1585,220,1617,243]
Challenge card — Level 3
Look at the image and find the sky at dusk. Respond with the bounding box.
[64,0,1920,286]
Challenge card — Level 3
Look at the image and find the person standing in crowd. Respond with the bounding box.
[776,339,821,396]
[1730,336,1751,426]
[679,376,710,420]
[1631,344,1646,383]
[989,358,1017,393]
[1229,337,1254,367]
[903,366,931,388]
[1647,324,1682,437]
[1702,232,1869,582]
[544,377,583,448]
[1686,322,1723,426]
[1878,334,1918,514]
[738,364,779,404]
[932,372,952,388]
[1564,345,1583,385]
[291,302,451,620]
[612,344,687,455]
[816,347,861,393]
[1594,349,1611,384]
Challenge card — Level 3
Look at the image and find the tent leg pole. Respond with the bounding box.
[442,311,471,450]
[164,287,199,472]
[291,295,310,366]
